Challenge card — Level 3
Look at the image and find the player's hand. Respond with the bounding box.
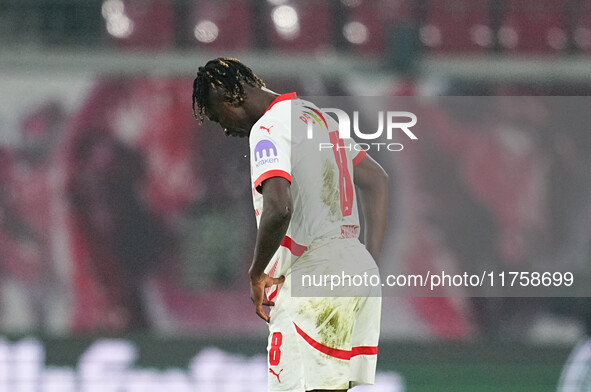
[249,273,285,322]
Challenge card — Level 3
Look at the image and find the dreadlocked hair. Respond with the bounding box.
[192,58,265,122]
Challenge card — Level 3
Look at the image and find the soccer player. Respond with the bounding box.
[192,58,388,392]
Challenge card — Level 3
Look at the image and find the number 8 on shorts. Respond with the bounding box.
[269,332,283,366]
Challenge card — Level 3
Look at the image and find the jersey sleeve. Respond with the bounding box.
[250,116,292,193]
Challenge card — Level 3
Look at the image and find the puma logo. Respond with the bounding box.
[269,368,283,382]
[260,125,274,134]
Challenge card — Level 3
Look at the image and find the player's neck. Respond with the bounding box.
[244,85,280,129]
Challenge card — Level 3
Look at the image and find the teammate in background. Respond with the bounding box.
[191,58,388,392]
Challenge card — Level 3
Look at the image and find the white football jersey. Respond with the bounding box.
[249,93,367,284]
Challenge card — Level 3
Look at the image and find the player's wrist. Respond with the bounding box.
[248,267,265,282]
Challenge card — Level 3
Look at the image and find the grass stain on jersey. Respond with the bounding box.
[300,297,362,352]
[321,160,341,221]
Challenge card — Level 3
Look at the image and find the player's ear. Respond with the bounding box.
[229,99,243,108]
[221,98,241,109]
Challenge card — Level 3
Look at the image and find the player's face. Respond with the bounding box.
[205,89,250,138]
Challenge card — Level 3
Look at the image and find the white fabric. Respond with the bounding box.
[267,239,381,392]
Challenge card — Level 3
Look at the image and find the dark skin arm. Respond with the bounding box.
[248,177,291,322]
[354,154,389,263]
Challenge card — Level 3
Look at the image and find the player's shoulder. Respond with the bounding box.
[258,94,317,121]
[250,103,292,143]
[291,97,324,115]
[251,115,286,145]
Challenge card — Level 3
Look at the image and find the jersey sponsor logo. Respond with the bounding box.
[253,139,279,167]
[269,368,283,383]
[259,125,274,134]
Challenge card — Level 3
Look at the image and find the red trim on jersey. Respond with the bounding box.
[281,235,307,256]
[266,259,280,301]
[254,170,291,193]
[293,323,378,360]
[353,150,367,167]
[268,288,278,301]
[266,236,306,301]
[265,92,297,113]
[267,258,279,277]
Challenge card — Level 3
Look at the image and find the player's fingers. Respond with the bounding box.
[255,305,270,322]
[271,275,285,285]
[250,291,260,304]
[262,299,275,307]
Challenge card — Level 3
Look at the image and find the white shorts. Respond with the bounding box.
[266,238,381,392]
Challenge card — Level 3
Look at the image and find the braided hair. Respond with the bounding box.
[192,58,265,122]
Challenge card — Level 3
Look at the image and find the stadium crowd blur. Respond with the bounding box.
[0,0,590,342]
